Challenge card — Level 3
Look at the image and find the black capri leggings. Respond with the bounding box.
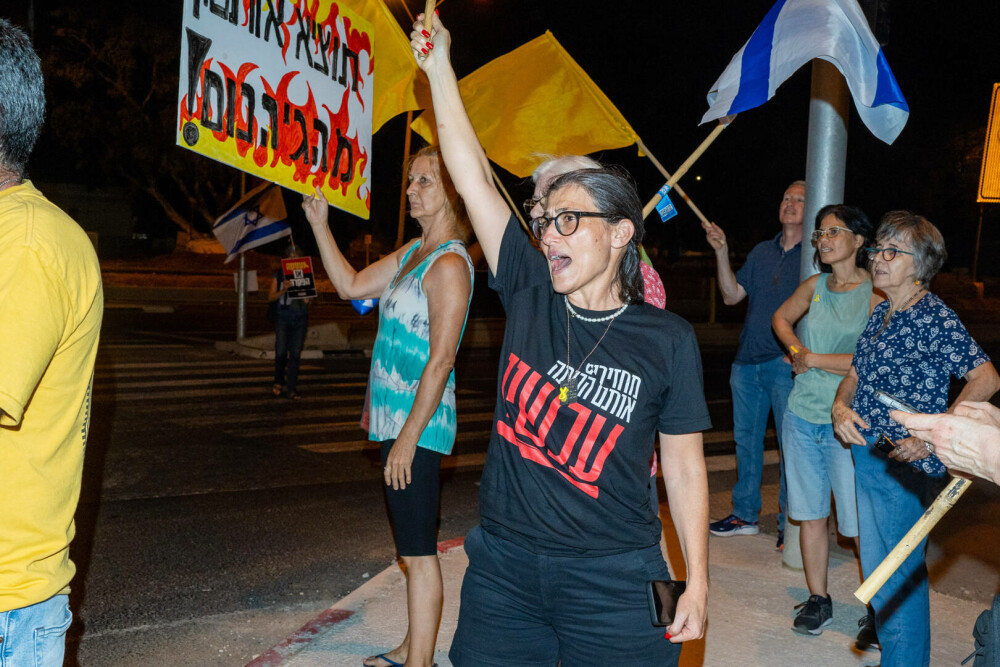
[380,439,442,557]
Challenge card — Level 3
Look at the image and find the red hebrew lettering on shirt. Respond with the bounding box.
[496,353,625,498]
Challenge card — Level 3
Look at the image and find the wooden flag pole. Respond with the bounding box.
[491,166,529,233]
[854,476,972,604]
[398,0,415,23]
[637,138,711,227]
[643,120,730,219]
[423,0,434,29]
[395,111,414,249]
[398,2,434,246]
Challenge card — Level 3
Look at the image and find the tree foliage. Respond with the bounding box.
[41,6,239,240]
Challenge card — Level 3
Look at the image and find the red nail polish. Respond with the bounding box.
[420,48,427,54]
[427,43,434,49]
[664,632,672,639]
[434,8,439,15]
[422,29,430,38]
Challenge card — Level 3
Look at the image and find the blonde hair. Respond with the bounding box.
[407,145,470,240]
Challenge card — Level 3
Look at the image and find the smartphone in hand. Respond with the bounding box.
[874,390,917,414]
[873,391,917,454]
[647,580,686,626]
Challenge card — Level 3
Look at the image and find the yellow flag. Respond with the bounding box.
[365,0,430,133]
[410,31,638,178]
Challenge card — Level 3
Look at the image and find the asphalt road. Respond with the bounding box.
[66,302,1000,666]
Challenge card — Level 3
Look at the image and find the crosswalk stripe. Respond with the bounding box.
[296,441,777,474]
[296,428,767,455]
[92,387,362,402]
[104,368,341,380]
[94,374,369,390]
[93,379,369,394]
[95,360,279,371]
[99,343,190,349]
[175,400,499,426]
[236,413,497,438]
[299,430,489,454]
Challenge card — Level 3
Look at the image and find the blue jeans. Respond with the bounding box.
[854,438,945,667]
[782,409,858,536]
[0,594,71,667]
[450,526,681,666]
[729,357,794,526]
[273,309,308,392]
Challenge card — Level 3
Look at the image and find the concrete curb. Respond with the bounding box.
[247,538,467,667]
[251,530,986,667]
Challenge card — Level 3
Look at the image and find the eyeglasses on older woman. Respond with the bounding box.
[864,246,916,262]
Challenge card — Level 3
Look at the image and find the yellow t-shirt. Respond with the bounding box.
[0,181,103,612]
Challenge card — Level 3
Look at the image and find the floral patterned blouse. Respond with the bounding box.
[851,292,990,476]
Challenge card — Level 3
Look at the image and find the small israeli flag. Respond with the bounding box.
[213,183,291,263]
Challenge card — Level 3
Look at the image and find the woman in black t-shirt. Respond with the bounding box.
[411,15,711,667]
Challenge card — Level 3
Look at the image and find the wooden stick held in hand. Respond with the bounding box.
[854,476,972,604]
[423,0,435,30]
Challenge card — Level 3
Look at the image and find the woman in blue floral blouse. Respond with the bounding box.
[832,211,999,667]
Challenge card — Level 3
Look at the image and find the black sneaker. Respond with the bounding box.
[708,514,760,537]
[793,594,833,635]
[776,529,785,551]
[856,605,880,651]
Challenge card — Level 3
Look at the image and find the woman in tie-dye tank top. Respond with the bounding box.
[304,145,473,667]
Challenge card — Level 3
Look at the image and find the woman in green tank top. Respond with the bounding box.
[772,205,881,637]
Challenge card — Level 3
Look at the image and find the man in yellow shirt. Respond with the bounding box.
[0,19,103,666]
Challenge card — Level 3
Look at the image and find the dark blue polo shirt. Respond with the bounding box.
[734,233,802,365]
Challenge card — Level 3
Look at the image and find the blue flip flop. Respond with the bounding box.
[364,654,436,667]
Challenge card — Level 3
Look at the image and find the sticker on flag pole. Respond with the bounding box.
[655,184,678,222]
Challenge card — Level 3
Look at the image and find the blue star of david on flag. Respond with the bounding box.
[212,182,291,262]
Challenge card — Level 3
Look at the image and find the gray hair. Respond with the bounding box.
[532,154,602,185]
[546,167,644,304]
[875,210,947,283]
[0,19,44,175]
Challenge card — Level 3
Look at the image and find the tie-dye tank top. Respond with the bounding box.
[367,239,474,454]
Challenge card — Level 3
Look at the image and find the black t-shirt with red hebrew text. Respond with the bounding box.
[479,216,712,556]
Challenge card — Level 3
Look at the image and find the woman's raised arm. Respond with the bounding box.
[411,14,510,274]
[303,188,411,300]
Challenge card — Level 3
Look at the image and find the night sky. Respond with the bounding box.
[8,0,1000,273]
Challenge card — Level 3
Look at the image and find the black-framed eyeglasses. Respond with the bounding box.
[810,226,853,243]
[522,195,543,217]
[865,246,916,262]
[530,211,610,240]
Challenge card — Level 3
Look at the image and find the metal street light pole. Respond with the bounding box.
[800,59,850,281]
[784,58,850,571]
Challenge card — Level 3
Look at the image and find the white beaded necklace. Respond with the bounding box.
[564,296,628,322]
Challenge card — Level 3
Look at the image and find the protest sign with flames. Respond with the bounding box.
[177,0,373,219]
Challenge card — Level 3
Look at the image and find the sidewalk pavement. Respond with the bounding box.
[246,531,982,667]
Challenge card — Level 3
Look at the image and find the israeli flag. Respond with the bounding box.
[213,182,291,263]
[701,0,909,144]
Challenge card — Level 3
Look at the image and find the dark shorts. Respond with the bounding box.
[449,525,681,667]
[380,439,442,557]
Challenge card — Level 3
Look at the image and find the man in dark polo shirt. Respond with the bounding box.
[704,181,805,549]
